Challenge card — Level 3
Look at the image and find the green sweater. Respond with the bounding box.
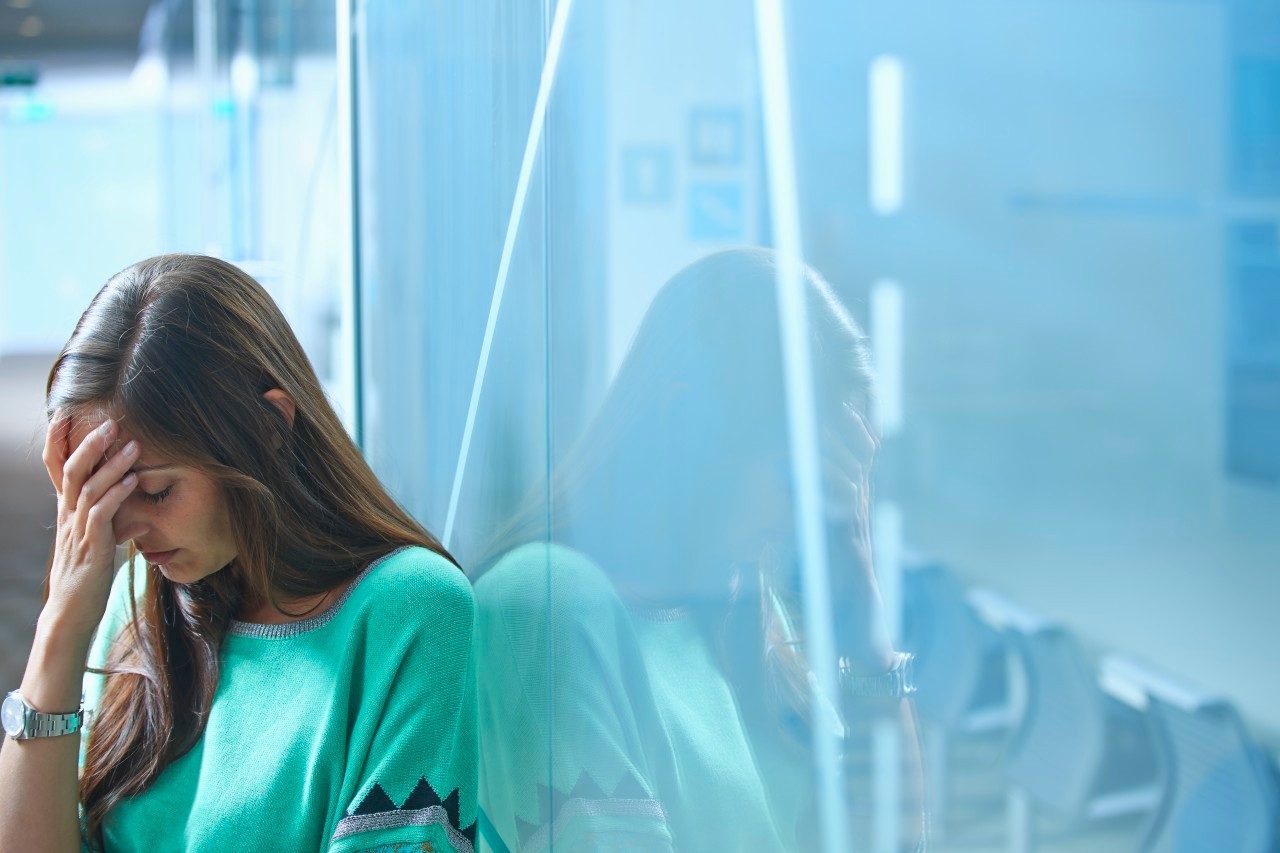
[80,545,478,853]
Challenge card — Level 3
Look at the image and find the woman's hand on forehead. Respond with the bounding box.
[90,429,137,475]
[71,418,173,483]
[104,432,138,461]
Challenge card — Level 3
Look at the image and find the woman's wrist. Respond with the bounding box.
[35,603,97,655]
[19,618,93,714]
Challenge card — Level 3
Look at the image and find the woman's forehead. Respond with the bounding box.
[66,414,168,470]
[66,412,116,445]
[66,406,124,435]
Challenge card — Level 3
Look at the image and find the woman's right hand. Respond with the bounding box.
[0,411,139,853]
[39,411,140,645]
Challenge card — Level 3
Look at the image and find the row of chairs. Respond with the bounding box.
[902,559,1280,853]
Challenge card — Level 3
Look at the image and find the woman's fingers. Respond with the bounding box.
[72,438,139,539]
[41,411,70,495]
[82,471,138,544]
[62,417,116,513]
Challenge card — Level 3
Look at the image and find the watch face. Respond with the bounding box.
[1,693,25,737]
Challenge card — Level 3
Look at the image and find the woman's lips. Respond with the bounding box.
[141,549,178,564]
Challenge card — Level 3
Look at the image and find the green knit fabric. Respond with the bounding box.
[79,545,478,853]
[474,542,814,852]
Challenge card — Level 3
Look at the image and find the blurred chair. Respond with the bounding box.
[976,599,1161,853]
[902,561,1015,836]
[1101,656,1280,853]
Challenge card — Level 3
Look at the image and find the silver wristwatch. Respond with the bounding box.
[839,652,916,699]
[2,690,84,740]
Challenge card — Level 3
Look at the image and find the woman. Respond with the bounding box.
[473,249,926,851]
[0,255,477,852]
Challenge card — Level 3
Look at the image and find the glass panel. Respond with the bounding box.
[161,0,343,389]
[355,4,556,847]
[0,0,340,371]
[470,1,914,850]
[353,1,1280,851]
[355,0,551,565]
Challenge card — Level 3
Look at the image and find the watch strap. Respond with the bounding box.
[5,690,84,739]
[840,651,916,699]
[27,706,84,738]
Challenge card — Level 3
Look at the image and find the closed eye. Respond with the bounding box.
[139,486,173,505]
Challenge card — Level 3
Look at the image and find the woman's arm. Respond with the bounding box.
[327,552,479,853]
[0,620,94,852]
[0,414,140,852]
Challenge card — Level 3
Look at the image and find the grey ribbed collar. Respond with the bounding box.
[228,545,412,639]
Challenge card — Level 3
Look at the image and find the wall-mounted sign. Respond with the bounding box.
[688,181,745,240]
[689,107,743,167]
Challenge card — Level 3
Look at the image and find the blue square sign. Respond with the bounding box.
[689,108,744,166]
[688,182,745,240]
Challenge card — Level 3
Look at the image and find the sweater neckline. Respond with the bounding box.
[227,545,412,639]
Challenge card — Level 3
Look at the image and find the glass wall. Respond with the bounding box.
[356,1,1280,851]
[0,0,346,407]
[158,0,348,408]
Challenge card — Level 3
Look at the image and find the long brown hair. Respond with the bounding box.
[46,254,457,848]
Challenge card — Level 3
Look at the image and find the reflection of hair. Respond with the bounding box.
[48,255,457,848]
[481,247,874,739]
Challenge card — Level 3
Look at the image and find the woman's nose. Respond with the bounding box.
[112,501,151,546]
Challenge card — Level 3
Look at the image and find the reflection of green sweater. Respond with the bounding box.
[80,546,478,853]
[475,543,813,852]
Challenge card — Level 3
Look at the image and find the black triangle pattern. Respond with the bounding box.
[401,777,442,811]
[516,771,654,844]
[352,778,477,846]
[353,783,397,815]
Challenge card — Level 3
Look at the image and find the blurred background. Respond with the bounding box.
[2,1,1278,852]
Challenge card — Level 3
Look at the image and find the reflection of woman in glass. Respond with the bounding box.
[475,249,924,851]
[0,255,477,852]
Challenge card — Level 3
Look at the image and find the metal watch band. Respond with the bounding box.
[28,707,83,738]
[4,690,84,740]
[839,651,917,699]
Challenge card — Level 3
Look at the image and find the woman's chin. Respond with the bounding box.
[151,556,197,583]
[153,563,184,582]
[157,560,232,586]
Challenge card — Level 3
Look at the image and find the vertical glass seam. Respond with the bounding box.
[541,1,557,851]
[441,0,577,548]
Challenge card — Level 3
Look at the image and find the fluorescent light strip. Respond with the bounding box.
[869,55,904,216]
[443,0,576,549]
[752,1,850,850]
[334,0,359,440]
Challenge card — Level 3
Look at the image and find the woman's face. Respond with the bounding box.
[68,415,238,584]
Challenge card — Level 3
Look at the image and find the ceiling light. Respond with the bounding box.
[8,0,33,9]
